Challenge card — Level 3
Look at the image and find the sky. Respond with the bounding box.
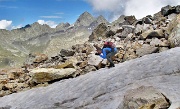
[0,0,180,30]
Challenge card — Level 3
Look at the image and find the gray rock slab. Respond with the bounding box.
[0,47,180,109]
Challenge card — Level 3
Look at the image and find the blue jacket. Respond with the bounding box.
[99,47,118,59]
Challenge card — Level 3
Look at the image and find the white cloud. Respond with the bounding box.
[124,0,180,19]
[37,20,58,28]
[40,16,62,18]
[12,24,23,29]
[0,20,23,30]
[85,0,180,21]
[86,0,122,11]
[0,20,12,29]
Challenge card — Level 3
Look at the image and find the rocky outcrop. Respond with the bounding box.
[161,5,180,16]
[123,86,170,109]
[0,47,179,109]
[88,23,109,41]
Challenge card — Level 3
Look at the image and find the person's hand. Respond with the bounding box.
[95,52,100,55]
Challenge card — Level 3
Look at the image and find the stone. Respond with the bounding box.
[7,72,15,80]
[117,52,124,59]
[161,5,172,16]
[124,16,137,25]
[168,14,177,21]
[159,47,169,52]
[134,24,143,35]
[84,65,97,73]
[143,17,153,24]
[120,25,135,38]
[110,26,123,34]
[123,48,137,61]
[33,53,48,63]
[131,41,143,50]
[29,68,76,83]
[140,29,164,39]
[54,57,77,69]
[0,75,8,80]
[4,83,17,89]
[106,30,115,37]
[115,42,125,50]
[159,39,170,47]
[87,54,103,67]
[123,86,170,109]
[88,23,108,41]
[0,90,11,97]
[150,38,162,46]
[136,44,158,57]
[60,49,75,57]
[0,84,3,90]
[142,24,151,32]
[7,68,24,80]
[77,61,88,69]
[176,5,180,14]
[168,14,180,47]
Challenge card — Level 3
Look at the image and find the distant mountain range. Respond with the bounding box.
[0,12,109,68]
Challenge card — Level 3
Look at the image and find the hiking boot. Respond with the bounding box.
[108,63,115,68]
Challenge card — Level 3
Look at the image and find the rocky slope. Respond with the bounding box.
[0,47,179,109]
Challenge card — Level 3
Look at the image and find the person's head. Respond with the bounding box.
[96,48,102,54]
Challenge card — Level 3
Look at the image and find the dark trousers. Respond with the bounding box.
[106,51,117,65]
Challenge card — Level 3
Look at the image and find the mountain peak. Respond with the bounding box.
[81,11,92,16]
[56,22,70,30]
[74,11,95,27]
[96,15,109,24]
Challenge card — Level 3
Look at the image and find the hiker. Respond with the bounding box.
[95,41,118,68]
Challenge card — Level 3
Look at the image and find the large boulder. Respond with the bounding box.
[88,23,108,41]
[140,29,164,39]
[143,17,153,24]
[26,53,48,65]
[150,38,163,46]
[161,5,173,16]
[136,44,158,57]
[124,16,136,25]
[29,68,76,83]
[168,14,180,47]
[54,57,78,69]
[60,49,75,57]
[119,25,135,38]
[176,5,180,14]
[123,86,170,109]
[87,54,103,67]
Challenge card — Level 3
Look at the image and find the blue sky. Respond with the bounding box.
[0,0,93,29]
[0,0,179,30]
